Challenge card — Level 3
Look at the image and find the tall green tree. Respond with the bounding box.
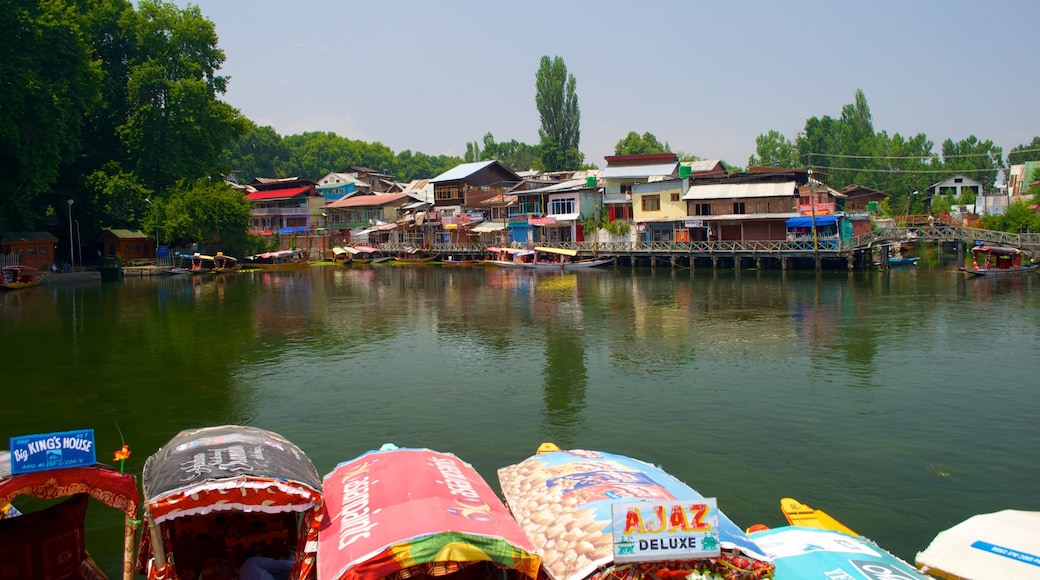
[535,56,582,171]
[0,0,102,230]
[118,0,247,196]
[614,131,670,156]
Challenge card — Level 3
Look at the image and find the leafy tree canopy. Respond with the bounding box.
[614,132,671,156]
[1008,137,1040,165]
[164,178,252,255]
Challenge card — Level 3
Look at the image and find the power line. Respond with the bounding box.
[806,151,1001,161]
[808,166,1001,175]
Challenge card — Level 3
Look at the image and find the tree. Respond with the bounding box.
[748,130,798,168]
[224,123,291,182]
[941,136,1003,195]
[977,199,1040,233]
[535,56,582,171]
[479,133,540,172]
[614,132,670,156]
[0,0,102,230]
[1007,137,1040,165]
[163,179,252,254]
[118,0,247,195]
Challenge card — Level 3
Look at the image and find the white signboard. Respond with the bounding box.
[611,498,721,563]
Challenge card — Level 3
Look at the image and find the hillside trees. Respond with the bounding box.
[1008,137,1040,165]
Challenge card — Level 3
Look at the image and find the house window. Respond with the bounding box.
[641,195,661,212]
[733,202,746,214]
[435,185,459,201]
[671,193,680,202]
[695,203,711,216]
[549,198,576,215]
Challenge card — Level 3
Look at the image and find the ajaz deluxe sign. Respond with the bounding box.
[611,498,721,563]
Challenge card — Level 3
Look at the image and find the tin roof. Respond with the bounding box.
[683,181,797,200]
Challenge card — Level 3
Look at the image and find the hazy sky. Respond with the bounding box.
[174,0,1038,169]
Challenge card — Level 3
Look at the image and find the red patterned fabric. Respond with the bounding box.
[0,465,139,519]
[0,493,89,580]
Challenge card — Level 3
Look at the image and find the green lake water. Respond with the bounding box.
[2,262,1038,574]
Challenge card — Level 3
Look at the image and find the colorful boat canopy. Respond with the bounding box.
[142,425,322,523]
[498,448,771,580]
[318,446,540,580]
[1,451,139,519]
[916,510,1040,580]
[750,526,928,579]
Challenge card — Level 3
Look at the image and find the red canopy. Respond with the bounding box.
[318,447,539,580]
[0,464,139,519]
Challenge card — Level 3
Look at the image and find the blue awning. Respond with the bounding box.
[786,215,838,228]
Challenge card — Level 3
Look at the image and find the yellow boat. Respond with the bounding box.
[780,497,858,536]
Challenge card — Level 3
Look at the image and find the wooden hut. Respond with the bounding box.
[0,232,60,270]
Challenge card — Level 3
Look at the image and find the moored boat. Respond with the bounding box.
[347,245,389,265]
[211,252,239,273]
[961,243,1039,276]
[2,429,141,580]
[744,497,929,579]
[188,252,215,274]
[318,444,540,580]
[138,425,324,580]
[1,265,41,289]
[484,246,535,267]
[388,246,437,264]
[498,443,774,580]
[916,509,1040,580]
[242,248,311,270]
[526,247,611,270]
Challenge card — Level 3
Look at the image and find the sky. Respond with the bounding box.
[173,0,1038,170]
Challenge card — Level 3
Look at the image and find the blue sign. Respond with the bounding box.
[9,429,97,474]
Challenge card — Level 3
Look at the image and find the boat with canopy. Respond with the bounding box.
[318,444,541,580]
[138,425,324,580]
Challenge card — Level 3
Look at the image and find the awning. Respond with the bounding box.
[471,221,507,233]
[535,247,578,257]
[786,215,838,228]
[548,212,581,222]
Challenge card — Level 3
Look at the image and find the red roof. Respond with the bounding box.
[245,186,312,201]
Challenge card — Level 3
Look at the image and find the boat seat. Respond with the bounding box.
[0,493,90,580]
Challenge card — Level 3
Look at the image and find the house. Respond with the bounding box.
[926,175,984,204]
[429,161,522,242]
[601,154,679,223]
[343,167,397,193]
[99,229,153,260]
[316,172,371,206]
[0,232,59,270]
[324,193,410,244]
[245,178,321,235]
[513,176,600,245]
[840,184,889,212]
[680,169,811,242]
[632,178,689,241]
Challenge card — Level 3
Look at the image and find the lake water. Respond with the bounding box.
[2,261,1038,574]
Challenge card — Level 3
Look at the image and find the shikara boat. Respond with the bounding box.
[211,252,239,273]
[483,246,535,267]
[318,444,540,580]
[1,265,41,289]
[498,443,773,580]
[961,244,1040,276]
[745,497,929,579]
[242,248,311,270]
[347,245,390,265]
[388,246,437,264]
[916,509,1040,580]
[138,425,324,580]
[1,437,141,580]
[526,247,612,270]
[188,253,215,274]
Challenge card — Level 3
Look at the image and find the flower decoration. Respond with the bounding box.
[113,444,131,474]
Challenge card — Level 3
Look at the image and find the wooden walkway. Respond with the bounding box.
[378,226,1040,271]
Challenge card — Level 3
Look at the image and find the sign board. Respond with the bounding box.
[611,498,721,563]
[9,429,96,475]
[799,203,835,216]
[529,216,556,226]
[157,245,169,258]
[684,220,704,228]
